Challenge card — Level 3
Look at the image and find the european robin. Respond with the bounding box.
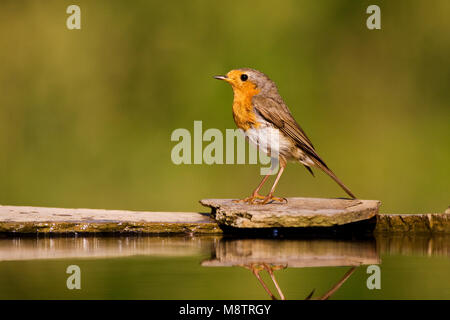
[214,68,356,204]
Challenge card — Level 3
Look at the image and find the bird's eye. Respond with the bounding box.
[240,74,248,81]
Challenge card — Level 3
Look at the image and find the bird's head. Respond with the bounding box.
[214,68,277,97]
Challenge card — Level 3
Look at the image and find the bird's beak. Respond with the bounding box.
[214,75,228,81]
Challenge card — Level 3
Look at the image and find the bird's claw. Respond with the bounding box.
[260,195,288,205]
[233,194,287,205]
[233,194,265,204]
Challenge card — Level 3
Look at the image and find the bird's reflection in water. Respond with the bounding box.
[305,266,357,300]
[202,238,379,300]
[241,263,287,300]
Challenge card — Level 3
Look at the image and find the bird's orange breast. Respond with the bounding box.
[232,87,261,131]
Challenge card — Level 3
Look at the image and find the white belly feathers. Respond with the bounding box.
[244,125,293,158]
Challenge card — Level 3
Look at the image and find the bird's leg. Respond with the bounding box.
[263,264,286,300]
[318,266,357,300]
[233,173,271,204]
[261,163,287,204]
[242,264,278,300]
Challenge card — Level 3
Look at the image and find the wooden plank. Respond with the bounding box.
[0,205,222,235]
[1,204,449,235]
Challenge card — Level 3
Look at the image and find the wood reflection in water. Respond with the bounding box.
[202,238,378,300]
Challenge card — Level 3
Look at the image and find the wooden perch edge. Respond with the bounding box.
[0,202,449,235]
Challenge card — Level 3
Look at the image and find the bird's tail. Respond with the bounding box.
[316,162,356,199]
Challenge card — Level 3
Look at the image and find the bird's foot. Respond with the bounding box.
[260,195,288,205]
[233,193,265,204]
[264,264,287,272]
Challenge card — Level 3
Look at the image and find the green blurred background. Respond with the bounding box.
[0,0,448,213]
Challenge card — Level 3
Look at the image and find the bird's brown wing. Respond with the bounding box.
[252,95,356,199]
[252,95,327,168]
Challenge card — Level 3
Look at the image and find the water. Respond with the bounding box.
[0,235,448,299]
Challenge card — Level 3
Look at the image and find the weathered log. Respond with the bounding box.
[375,213,450,234]
[200,197,380,229]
